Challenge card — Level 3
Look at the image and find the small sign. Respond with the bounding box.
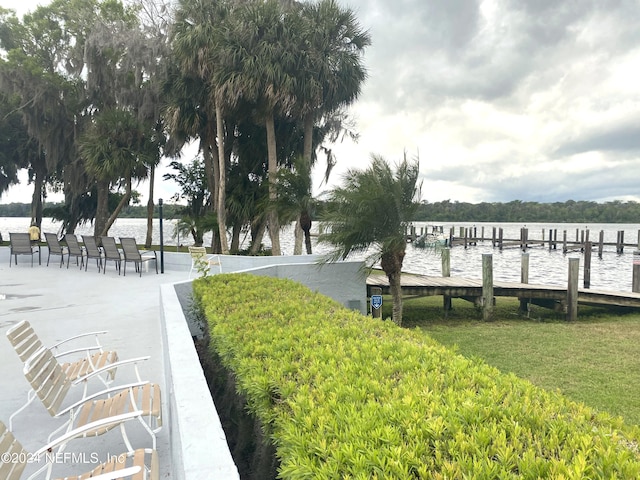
[371,295,383,310]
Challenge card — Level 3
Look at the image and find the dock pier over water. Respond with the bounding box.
[407,224,640,255]
[377,224,640,320]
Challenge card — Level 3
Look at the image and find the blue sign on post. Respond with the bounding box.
[371,295,383,310]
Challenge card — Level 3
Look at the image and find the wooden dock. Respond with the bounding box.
[367,274,640,312]
[407,225,640,255]
[450,226,639,255]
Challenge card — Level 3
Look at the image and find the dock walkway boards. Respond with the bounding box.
[366,274,640,309]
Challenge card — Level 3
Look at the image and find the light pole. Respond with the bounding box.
[159,198,164,274]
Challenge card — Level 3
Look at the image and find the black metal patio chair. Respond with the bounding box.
[9,232,38,267]
[81,235,103,272]
[100,236,122,275]
[119,237,158,277]
[64,233,85,269]
[44,232,66,267]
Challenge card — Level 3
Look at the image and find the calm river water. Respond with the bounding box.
[2,218,639,292]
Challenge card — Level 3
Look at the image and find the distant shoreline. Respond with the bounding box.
[2,199,640,223]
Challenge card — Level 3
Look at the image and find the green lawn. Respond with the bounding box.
[382,295,640,426]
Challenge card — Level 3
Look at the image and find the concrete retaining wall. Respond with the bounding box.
[161,252,367,314]
[159,283,240,480]
[236,261,367,314]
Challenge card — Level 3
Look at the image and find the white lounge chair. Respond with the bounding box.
[21,346,162,449]
[5,321,148,432]
[188,246,222,279]
[0,416,158,480]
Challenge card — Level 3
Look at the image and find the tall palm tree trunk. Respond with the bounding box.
[301,209,313,254]
[94,179,110,236]
[303,113,314,166]
[250,217,267,255]
[100,175,132,236]
[30,169,45,230]
[293,219,303,254]
[203,136,221,253]
[230,220,242,252]
[299,112,315,255]
[265,114,281,255]
[216,103,229,254]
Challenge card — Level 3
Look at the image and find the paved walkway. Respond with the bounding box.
[0,247,186,478]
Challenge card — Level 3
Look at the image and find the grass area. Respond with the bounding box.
[381,295,640,425]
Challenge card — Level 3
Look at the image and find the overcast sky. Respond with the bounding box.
[2,0,640,205]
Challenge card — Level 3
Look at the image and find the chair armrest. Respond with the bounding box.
[33,411,144,456]
[49,331,108,350]
[53,346,102,359]
[56,381,150,417]
[71,356,150,386]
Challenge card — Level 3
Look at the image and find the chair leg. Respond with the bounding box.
[9,389,37,431]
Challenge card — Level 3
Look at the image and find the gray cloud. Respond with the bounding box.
[426,159,640,203]
[337,0,640,202]
[557,121,640,155]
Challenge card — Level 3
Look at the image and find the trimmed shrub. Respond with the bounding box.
[194,274,640,479]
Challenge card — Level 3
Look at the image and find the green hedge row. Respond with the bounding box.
[194,274,640,479]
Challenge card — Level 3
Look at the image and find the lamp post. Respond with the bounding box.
[159,198,164,274]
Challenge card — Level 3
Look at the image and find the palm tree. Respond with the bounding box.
[79,108,155,236]
[218,0,300,256]
[296,1,368,127]
[163,157,217,246]
[319,154,422,326]
[170,0,233,254]
[284,0,369,254]
[275,155,314,254]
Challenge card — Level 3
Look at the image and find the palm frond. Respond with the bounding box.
[319,153,421,266]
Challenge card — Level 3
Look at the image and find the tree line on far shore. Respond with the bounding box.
[2,198,639,224]
[0,202,184,220]
[413,199,640,223]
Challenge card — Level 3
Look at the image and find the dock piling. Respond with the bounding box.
[482,254,494,321]
[598,230,604,258]
[442,248,451,312]
[567,258,579,321]
[584,242,592,289]
[520,253,530,312]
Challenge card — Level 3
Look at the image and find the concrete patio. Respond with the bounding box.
[0,246,238,479]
